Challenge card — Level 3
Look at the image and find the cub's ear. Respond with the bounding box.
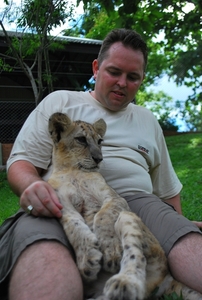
[93,119,107,138]
[48,112,73,143]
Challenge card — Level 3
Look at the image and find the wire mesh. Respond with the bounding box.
[0,101,36,143]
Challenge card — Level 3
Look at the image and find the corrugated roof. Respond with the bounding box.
[56,35,102,45]
[0,30,103,45]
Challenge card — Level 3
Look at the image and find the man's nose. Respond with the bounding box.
[117,75,127,87]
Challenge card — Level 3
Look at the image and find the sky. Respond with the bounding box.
[149,76,193,103]
[148,77,193,131]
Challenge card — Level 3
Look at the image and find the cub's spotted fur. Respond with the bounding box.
[48,112,202,300]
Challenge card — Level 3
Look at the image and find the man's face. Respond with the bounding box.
[92,42,145,111]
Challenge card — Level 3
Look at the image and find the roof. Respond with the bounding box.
[55,34,102,45]
[0,30,102,45]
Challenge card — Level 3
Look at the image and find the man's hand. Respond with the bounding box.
[20,180,63,218]
[7,160,63,218]
[192,221,202,229]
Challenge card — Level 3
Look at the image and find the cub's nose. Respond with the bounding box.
[92,156,103,165]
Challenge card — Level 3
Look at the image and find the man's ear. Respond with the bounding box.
[92,59,99,80]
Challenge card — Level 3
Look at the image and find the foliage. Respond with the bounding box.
[161,293,183,300]
[74,0,201,128]
[17,0,70,33]
[0,0,75,105]
[158,118,178,132]
[176,99,202,131]
[0,57,13,73]
[136,90,179,132]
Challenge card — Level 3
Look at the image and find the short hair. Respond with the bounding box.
[97,28,148,71]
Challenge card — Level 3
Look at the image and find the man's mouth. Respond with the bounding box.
[113,90,125,97]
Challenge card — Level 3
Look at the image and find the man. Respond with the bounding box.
[1,28,202,300]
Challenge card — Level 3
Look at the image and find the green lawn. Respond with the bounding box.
[0,169,19,224]
[165,132,202,221]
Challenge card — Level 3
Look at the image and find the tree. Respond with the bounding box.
[72,0,201,130]
[136,90,179,132]
[77,0,201,87]
[0,0,75,105]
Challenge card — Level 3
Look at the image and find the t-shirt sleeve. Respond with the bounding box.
[150,131,182,200]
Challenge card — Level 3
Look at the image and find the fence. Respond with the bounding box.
[0,101,35,143]
[0,101,36,165]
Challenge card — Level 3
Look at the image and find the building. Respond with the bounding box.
[0,31,102,164]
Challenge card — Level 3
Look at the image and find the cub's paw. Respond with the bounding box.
[100,236,122,273]
[103,273,146,300]
[76,233,102,282]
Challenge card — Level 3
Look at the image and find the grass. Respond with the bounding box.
[0,132,202,299]
[165,132,202,221]
[0,170,19,224]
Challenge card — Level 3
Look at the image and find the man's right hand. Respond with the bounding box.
[20,180,63,218]
[7,161,63,218]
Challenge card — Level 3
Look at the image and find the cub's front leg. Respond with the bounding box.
[60,209,102,282]
[93,206,122,273]
[49,181,102,282]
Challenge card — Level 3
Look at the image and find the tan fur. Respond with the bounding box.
[48,112,202,300]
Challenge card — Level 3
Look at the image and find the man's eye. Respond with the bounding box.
[75,137,87,145]
[128,75,139,82]
[108,70,120,76]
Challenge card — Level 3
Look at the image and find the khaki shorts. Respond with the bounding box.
[125,193,201,255]
[0,192,201,299]
[0,209,73,300]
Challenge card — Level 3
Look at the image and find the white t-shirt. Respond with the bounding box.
[7,90,182,200]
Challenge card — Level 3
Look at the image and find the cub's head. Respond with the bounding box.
[48,112,107,171]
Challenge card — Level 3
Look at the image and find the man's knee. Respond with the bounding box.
[168,232,202,259]
[14,240,72,263]
[9,240,83,300]
[167,232,202,293]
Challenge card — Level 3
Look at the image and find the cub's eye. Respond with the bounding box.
[98,139,103,145]
[75,136,87,145]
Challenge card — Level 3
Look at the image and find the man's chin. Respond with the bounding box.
[108,99,128,111]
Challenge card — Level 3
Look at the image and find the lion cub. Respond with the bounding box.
[48,112,202,300]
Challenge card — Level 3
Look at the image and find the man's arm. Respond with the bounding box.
[8,160,62,218]
[164,193,182,214]
[165,193,202,229]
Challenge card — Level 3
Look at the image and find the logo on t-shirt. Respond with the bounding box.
[138,145,149,154]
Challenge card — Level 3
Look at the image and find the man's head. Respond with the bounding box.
[91,29,147,111]
[97,28,148,72]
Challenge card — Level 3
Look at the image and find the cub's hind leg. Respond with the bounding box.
[140,219,168,297]
[103,211,147,300]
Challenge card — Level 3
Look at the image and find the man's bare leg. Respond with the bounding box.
[168,232,202,293]
[9,241,83,300]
